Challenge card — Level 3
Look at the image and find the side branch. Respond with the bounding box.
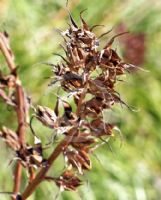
[21,133,75,200]
[0,32,28,197]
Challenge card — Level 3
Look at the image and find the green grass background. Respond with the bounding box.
[0,0,161,199]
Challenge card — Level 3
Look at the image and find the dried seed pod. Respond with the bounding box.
[35,106,57,128]
[90,119,114,137]
[71,133,96,149]
[55,170,82,191]
[0,73,16,88]
[0,126,20,150]
[16,142,45,168]
[64,148,91,174]
[0,89,16,106]
[78,149,91,170]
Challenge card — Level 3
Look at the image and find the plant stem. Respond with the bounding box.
[0,32,28,199]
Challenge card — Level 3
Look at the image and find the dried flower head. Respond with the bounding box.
[40,12,133,191]
[0,9,135,199]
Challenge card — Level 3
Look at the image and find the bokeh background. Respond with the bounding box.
[0,0,161,199]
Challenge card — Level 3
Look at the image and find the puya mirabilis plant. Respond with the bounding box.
[0,11,134,200]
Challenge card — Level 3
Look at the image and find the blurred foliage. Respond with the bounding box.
[0,0,161,199]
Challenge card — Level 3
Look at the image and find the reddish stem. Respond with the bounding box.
[13,163,22,194]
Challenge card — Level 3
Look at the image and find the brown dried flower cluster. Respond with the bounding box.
[0,12,133,200]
